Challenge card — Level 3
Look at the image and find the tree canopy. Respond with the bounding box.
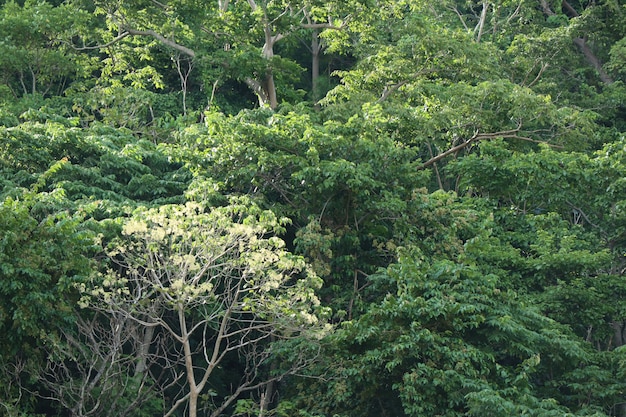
[1,1,626,417]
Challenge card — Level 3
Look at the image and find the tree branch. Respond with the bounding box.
[68,31,132,50]
[474,0,488,43]
[417,125,562,170]
[300,22,346,31]
[561,0,579,18]
[245,77,270,107]
[524,62,549,88]
[538,1,613,84]
[447,6,469,31]
[572,37,614,84]
[377,80,409,103]
[69,25,197,59]
[123,28,196,57]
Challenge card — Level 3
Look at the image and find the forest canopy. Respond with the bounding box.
[1,0,626,416]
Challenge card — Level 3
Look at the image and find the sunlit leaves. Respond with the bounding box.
[88,199,327,331]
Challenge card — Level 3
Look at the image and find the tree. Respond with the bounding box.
[174,106,429,318]
[41,309,164,417]
[0,116,191,211]
[294,241,602,417]
[0,1,94,100]
[2,1,626,416]
[66,0,355,110]
[73,200,328,417]
[0,174,96,416]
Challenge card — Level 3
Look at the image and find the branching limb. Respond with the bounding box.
[67,31,132,50]
[123,27,196,57]
[523,62,549,88]
[378,80,409,103]
[446,5,469,31]
[417,124,564,170]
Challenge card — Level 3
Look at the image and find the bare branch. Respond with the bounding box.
[417,124,563,170]
[300,22,345,30]
[446,5,469,31]
[524,62,549,88]
[68,31,131,51]
[150,0,168,9]
[506,1,523,24]
[562,0,580,18]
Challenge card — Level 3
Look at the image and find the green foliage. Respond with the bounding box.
[301,247,594,417]
[0,182,97,415]
[0,1,94,99]
[174,105,428,317]
[0,118,191,213]
[0,188,94,357]
[1,1,626,416]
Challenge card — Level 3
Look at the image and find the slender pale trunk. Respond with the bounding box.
[259,338,277,417]
[179,305,199,417]
[475,0,488,42]
[265,70,278,109]
[262,27,279,109]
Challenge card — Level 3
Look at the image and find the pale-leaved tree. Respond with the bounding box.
[73,200,329,417]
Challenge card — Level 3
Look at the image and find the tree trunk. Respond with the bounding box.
[475,0,488,42]
[179,306,199,417]
[259,345,277,417]
[189,390,199,417]
[258,379,274,417]
[265,71,278,109]
[572,37,614,84]
[311,29,321,104]
[260,26,281,110]
[245,77,270,107]
[134,324,155,376]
